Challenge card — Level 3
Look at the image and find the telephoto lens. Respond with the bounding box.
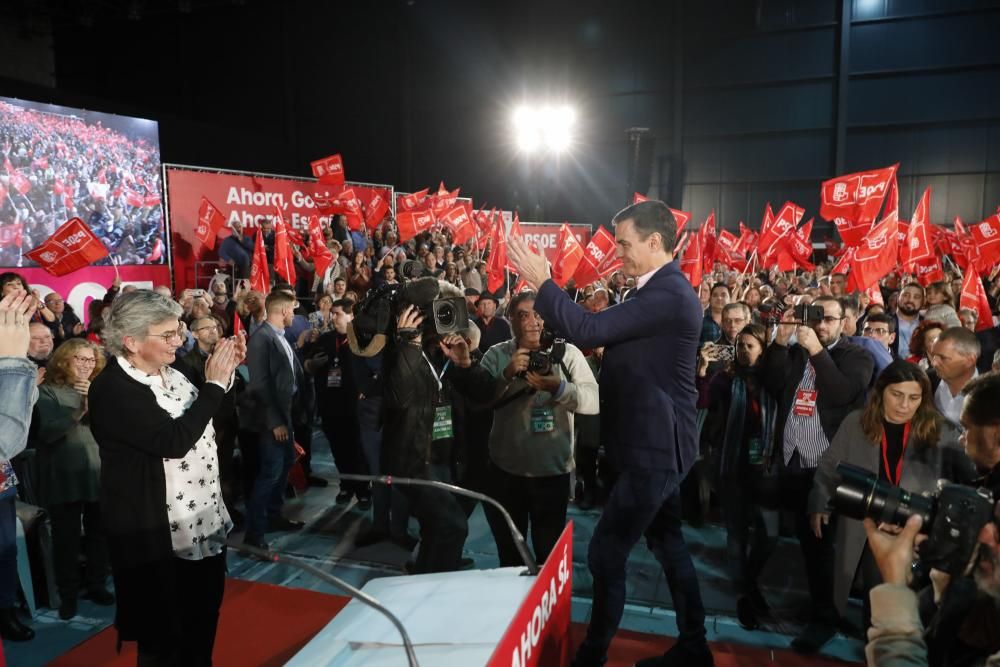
[832,462,935,529]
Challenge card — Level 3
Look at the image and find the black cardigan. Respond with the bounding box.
[89,357,225,568]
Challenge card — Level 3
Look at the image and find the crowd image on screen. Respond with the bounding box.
[0,99,165,268]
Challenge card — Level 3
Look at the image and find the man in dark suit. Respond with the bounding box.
[243,290,305,550]
[762,296,874,652]
[508,200,711,667]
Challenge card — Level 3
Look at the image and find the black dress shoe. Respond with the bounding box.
[59,597,78,620]
[636,640,714,667]
[736,595,760,630]
[0,608,35,641]
[268,516,305,531]
[307,475,329,488]
[790,621,836,654]
[82,588,116,606]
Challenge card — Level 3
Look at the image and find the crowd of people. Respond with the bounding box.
[0,101,166,266]
[1,199,1000,666]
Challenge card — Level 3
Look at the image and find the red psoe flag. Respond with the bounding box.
[572,226,621,287]
[397,188,430,212]
[669,208,692,237]
[960,269,994,331]
[439,206,475,246]
[431,182,460,214]
[551,224,585,288]
[969,213,1000,274]
[0,223,23,248]
[396,209,436,243]
[272,208,297,286]
[307,215,333,278]
[249,227,270,293]
[311,154,346,186]
[902,187,934,271]
[913,256,945,286]
[485,218,508,293]
[820,163,898,247]
[699,211,717,274]
[632,192,648,204]
[679,229,703,287]
[24,217,109,277]
[850,211,899,291]
[195,197,226,250]
[758,201,804,258]
[362,190,390,231]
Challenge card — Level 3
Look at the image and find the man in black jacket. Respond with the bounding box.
[762,295,874,653]
[382,305,468,573]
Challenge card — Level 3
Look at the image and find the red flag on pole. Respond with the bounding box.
[307,215,333,278]
[272,208,297,286]
[485,218,508,293]
[670,208,692,237]
[397,188,429,212]
[698,211,717,274]
[249,227,270,293]
[0,223,23,248]
[679,229,703,287]
[913,256,946,286]
[24,217,109,276]
[361,190,390,231]
[820,164,898,246]
[431,182,460,214]
[632,192,648,204]
[850,211,899,291]
[960,269,994,332]
[439,206,475,246]
[572,226,621,287]
[396,210,436,243]
[969,213,1000,274]
[195,197,226,250]
[902,187,934,271]
[311,154,346,186]
[758,201,804,258]
[551,224,585,288]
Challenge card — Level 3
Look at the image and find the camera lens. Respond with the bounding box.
[436,303,455,327]
[833,462,934,529]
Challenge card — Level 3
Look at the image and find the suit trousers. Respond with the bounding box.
[48,500,110,601]
[574,469,707,666]
[780,452,838,625]
[244,430,295,541]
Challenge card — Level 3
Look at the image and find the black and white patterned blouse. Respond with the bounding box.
[117,356,233,560]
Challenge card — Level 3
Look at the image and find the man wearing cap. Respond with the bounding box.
[474,292,512,354]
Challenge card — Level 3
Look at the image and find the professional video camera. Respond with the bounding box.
[351,261,470,345]
[833,462,996,575]
[523,328,567,376]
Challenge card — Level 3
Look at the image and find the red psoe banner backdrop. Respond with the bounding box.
[487,523,573,667]
[164,165,393,293]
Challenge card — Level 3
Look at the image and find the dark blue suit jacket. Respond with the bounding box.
[246,322,303,433]
[534,260,702,475]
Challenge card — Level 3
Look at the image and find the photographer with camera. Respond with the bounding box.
[808,360,977,632]
[440,291,598,566]
[697,302,750,379]
[762,295,874,653]
[382,301,469,574]
[860,373,1000,667]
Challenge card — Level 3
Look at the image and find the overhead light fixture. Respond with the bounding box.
[512,103,576,154]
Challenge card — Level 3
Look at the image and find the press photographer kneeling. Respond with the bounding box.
[836,373,1000,666]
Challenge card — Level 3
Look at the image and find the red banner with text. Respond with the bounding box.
[164,165,392,293]
[487,522,573,667]
[20,264,171,325]
[517,223,592,264]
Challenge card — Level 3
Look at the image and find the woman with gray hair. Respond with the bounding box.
[88,290,244,666]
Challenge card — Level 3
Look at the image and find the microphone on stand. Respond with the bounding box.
[209,535,420,667]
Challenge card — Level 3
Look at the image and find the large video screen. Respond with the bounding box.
[0,96,165,267]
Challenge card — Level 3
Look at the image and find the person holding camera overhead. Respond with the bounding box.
[440,290,598,566]
[808,360,977,632]
[761,295,874,653]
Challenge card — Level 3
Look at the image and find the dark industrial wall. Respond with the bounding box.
[678,0,1000,234]
[2,0,996,232]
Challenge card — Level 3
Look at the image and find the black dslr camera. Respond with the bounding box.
[524,328,567,376]
[833,462,996,575]
[794,304,825,324]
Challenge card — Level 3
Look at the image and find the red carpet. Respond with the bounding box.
[54,579,856,666]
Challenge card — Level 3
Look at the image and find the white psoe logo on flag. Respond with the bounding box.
[866,233,888,250]
[63,231,87,246]
[40,251,58,263]
[832,183,849,202]
[910,237,920,250]
[979,222,997,238]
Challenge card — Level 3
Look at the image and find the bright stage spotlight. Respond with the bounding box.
[512,103,576,154]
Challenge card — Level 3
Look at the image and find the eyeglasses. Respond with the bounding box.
[144,326,185,343]
[863,327,890,336]
[72,355,97,366]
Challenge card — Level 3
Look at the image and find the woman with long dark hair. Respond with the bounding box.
[697,323,778,630]
[809,360,977,627]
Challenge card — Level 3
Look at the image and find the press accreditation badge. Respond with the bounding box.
[531,406,556,433]
[793,389,817,417]
[326,366,343,388]
[433,405,454,440]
